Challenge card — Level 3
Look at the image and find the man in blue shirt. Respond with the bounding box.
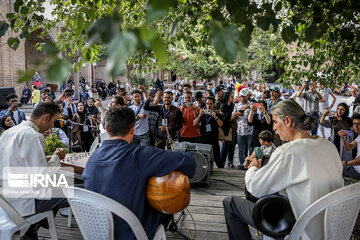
[82,106,196,240]
[0,94,26,125]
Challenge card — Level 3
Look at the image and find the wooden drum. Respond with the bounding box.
[146,171,190,214]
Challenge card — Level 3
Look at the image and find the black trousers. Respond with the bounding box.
[223,196,256,240]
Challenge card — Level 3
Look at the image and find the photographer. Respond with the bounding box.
[248,101,272,149]
[0,94,26,125]
[339,114,360,180]
[297,81,323,135]
[194,97,223,168]
[144,91,183,149]
[179,91,201,143]
[231,89,253,170]
[320,103,353,160]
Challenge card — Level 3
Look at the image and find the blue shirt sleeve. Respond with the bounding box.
[137,147,196,178]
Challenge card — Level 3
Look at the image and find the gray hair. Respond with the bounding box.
[272,99,317,131]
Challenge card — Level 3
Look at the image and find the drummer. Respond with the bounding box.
[82,106,196,239]
[223,99,344,240]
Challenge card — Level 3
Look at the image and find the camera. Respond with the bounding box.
[184,102,192,107]
[204,109,211,115]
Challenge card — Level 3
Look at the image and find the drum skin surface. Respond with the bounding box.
[147,171,190,214]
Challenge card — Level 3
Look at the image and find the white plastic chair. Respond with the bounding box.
[263,182,360,240]
[0,196,58,240]
[63,187,166,240]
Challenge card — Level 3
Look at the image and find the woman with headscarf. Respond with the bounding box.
[320,102,353,160]
[68,101,95,152]
[219,91,237,168]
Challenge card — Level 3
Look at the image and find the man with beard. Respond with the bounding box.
[144,91,183,149]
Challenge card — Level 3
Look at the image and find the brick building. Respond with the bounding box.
[0,0,130,97]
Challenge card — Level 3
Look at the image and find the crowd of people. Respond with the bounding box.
[1,77,360,240]
[2,79,360,179]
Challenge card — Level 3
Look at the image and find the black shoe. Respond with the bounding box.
[227,162,234,168]
[236,165,247,170]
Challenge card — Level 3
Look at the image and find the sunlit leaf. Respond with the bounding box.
[87,16,116,44]
[169,20,180,38]
[42,42,59,56]
[146,0,170,22]
[46,58,72,82]
[8,37,20,50]
[17,69,36,83]
[107,32,137,77]
[210,20,240,62]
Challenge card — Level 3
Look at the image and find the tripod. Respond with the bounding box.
[167,211,190,240]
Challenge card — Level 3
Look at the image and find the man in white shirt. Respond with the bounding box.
[317,82,337,138]
[347,87,358,117]
[0,102,68,239]
[231,89,253,170]
[223,99,343,240]
[130,90,150,146]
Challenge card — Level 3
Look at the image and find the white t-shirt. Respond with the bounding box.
[347,96,356,117]
[245,137,343,240]
[318,88,332,111]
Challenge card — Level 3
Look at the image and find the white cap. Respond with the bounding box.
[239,89,248,97]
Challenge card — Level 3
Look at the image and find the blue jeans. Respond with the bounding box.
[237,135,252,166]
[310,112,320,136]
[132,132,150,146]
[221,142,235,164]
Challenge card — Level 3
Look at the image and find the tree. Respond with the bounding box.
[0,0,359,86]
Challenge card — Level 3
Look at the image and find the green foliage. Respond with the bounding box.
[107,32,138,77]
[0,22,9,37]
[45,134,69,156]
[0,0,358,87]
[46,59,72,82]
[210,21,241,63]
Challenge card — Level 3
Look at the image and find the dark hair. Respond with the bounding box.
[220,91,232,104]
[184,91,192,96]
[215,86,223,93]
[352,114,360,120]
[164,90,173,96]
[337,103,349,118]
[33,85,38,89]
[105,107,135,137]
[54,100,62,105]
[120,91,128,97]
[195,91,203,101]
[258,130,273,143]
[206,90,214,97]
[0,115,12,130]
[30,102,61,120]
[206,96,215,103]
[76,101,85,107]
[87,97,95,102]
[113,95,125,106]
[131,90,141,95]
[6,94,18,102]
[263,90,270,98]
[258,100,268,112]
[183,83,191,89]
